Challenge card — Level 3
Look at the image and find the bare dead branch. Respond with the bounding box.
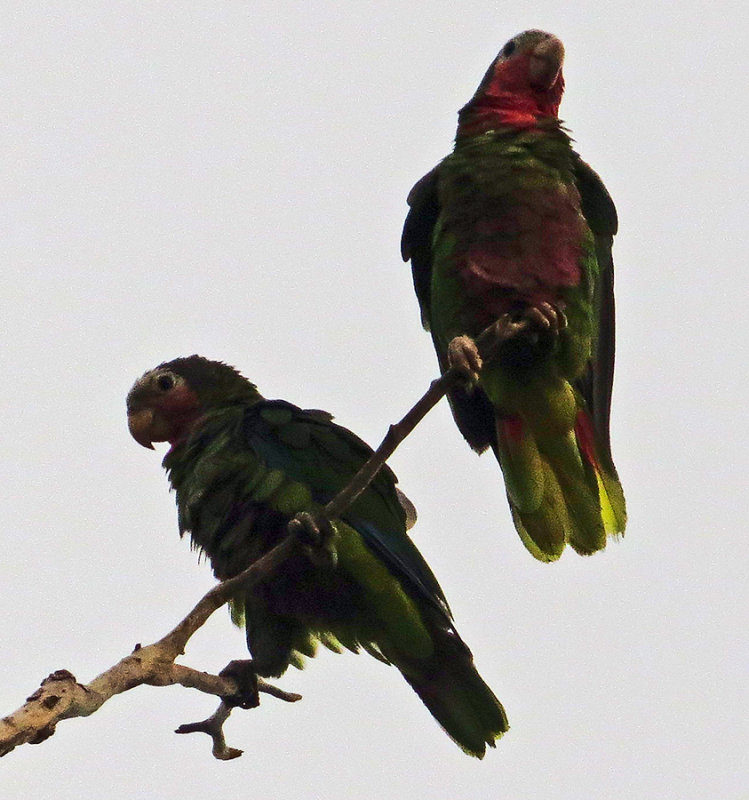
[175,702,242,760]
[0,543,302,761]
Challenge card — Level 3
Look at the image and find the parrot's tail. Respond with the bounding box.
[399,625,508,758]
[496,406,626,562]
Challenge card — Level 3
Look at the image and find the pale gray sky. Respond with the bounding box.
[3,2,747,798]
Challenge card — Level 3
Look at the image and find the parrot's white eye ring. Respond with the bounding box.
[156,372,177,392]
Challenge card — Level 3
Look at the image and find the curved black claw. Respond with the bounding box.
[287,511,338,568]
[447,335,483,384]
[219,659,260,710]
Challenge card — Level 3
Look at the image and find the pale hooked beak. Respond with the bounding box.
[529,35,565,90]
[127,408,156,449]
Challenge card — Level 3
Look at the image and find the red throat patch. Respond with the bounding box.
[458,50,564,136]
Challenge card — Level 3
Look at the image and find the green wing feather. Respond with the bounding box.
[572,155,618,469]
[402,166,498,453]
[245,399,451,615]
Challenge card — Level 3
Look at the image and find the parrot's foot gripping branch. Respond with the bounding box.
[287,511,339,568]
[449,301,569,384]
[447,335,484,384]
[217,660,260,709]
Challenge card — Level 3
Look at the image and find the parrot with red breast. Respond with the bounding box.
[401,30,626,561]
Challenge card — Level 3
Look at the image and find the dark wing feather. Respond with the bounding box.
[244,400,451,616]
[401,165,441,329]
[402,166,497,454]
[433,344,498,455]
[573,155,619,472]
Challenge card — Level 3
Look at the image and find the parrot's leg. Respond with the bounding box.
[218,659,260,709]
[287,511,338,568]
[447,335,483,383]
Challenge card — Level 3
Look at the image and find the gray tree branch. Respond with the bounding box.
[0,545,302,761]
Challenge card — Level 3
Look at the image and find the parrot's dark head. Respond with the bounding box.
[126,355,261,449]
[458,30,565,135]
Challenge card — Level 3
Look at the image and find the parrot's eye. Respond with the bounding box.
[156,373,176,392]
[502,40,516,57]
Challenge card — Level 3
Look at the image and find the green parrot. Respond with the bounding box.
[126,355,507,757]
[401,30,626,562]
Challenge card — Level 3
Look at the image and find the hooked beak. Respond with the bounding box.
[529,35,564,90]
[127,408,156,449]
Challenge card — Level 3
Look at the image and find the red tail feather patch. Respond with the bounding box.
[574,411,599,469]
[501,416,525,444]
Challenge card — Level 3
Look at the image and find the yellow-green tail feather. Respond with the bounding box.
[496,407,625,560]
